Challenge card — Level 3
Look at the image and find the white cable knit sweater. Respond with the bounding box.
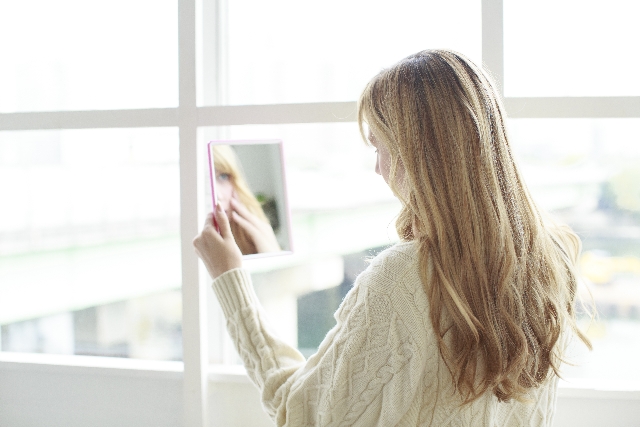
[212,241,560,426]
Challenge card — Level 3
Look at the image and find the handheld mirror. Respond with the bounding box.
[207,140,293,259]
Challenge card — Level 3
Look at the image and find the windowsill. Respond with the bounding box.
[2,353,640,401]
[558,378,640,399]
[209,363,640,401]
[0,351,182,380]
[209,363,251,383]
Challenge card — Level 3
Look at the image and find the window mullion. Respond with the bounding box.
[179,0,208,426]
[196,101,357,126]
[505,96,640,118]
[0,108,178,131]
[482,0,504,96]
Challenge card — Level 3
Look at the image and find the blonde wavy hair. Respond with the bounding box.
[358,50,591,403]
[213,145,271,255]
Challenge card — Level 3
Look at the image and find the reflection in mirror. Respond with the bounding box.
[208,140,292,258]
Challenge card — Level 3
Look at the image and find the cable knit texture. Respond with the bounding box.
[212,241,560,426]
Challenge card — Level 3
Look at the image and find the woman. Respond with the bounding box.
[194,50,590,426]
[212,144,280,255]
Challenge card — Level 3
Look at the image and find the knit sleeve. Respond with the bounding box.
[212,265,425,427]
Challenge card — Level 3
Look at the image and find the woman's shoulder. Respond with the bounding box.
[369,240,420,274]
[353,240,432,344]
[358,240,425,300]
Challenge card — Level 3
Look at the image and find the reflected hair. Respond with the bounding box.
[213,145,270,255]
[358,49,591,403]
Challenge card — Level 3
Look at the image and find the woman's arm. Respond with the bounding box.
[212,267,424,426]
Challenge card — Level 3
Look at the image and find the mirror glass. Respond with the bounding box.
[207,140,292,258]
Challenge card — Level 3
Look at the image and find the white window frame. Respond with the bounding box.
[1,0,640,426]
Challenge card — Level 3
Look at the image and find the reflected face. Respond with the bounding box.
[215,172,234,212]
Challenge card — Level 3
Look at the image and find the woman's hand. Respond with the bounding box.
[193,204,243,279]
[229,198,281,253]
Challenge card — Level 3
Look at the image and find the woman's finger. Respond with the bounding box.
[203,212,214,228]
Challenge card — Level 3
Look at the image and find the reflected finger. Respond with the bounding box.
[230,198,260,225]
[231,210,260,236]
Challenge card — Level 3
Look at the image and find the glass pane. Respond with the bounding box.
[504,0,640,97]
[0,128,182,360]
[206,0,480,105]
[203,123,398,211]
[509,118,640,383]
[0,0,178,112]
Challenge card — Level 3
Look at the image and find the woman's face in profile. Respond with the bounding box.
[369,132,392,184]
[216,172,235,212]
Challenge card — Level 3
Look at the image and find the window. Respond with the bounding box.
[0,0,178,112]
[0,0,181,362]
[0,128,181,359]
[509,118,640,382]
[220,0,481,105]
[1,0,639,426]
[503,0,640,97]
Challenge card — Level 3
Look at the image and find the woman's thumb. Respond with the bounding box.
[216,204,234,240]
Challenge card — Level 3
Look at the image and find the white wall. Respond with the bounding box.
[209,368,273,427]
[0,354,183,427]
[554,387,640,427]
[2,354,640,427]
